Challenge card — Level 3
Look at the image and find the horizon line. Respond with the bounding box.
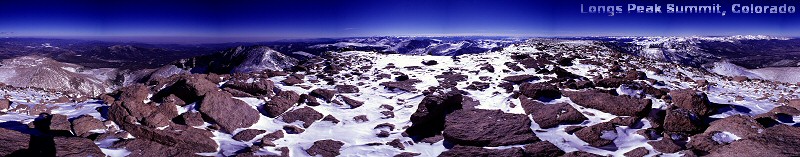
[2,34,796,44]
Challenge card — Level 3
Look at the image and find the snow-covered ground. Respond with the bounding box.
[710,61,800,84]
[0,38,798,156]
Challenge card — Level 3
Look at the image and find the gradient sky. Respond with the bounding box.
[1,0,799,41]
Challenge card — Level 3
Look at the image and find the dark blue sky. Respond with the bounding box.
[1,0,799,42]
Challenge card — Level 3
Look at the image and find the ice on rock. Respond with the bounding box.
[711,131,741,144]
[600,130,618,140]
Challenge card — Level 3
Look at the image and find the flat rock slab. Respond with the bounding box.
[519,82,561,99]
[281,107,324,128]
[443,109,539,147]
[439,145,524,157]
[502,75,539,83]
[564,90,652,117]
[54,137,105,157]
[523,141,566,157]
[521,96,587,129]
[305,139,344,157]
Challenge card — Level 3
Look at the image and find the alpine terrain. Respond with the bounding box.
[0,36,799,157]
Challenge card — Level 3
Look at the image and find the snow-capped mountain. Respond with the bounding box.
[308,36,518,56]
[175,46,299,74]
[603,35,797,68]
[0,56,118,96]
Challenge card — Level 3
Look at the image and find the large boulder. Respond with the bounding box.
[198,91,260,133]
[594,78,632,88]
[108,100,157,126]
[788,99,800,110]
[305,139,344,157]
[0,99,10,110]
[503,75,539,84]
[121,124,218,153]
[704,115,763,139]
[53,137,105,157]
[310,89,336,102]
[335,85,359,93]
[624,147,650,157]
[341,96,364,108]
[281,74,304,86]
[439,146,524,157]
[48,114,72,134]
[663,108,705,132]
[669,89,713,116]
[141,107,173,128]
[520,96,587,128]
[443,109,540,147]
[111,139,198,157]
[405,91,464,138]
[561,151,605,157]
[647,137,683,153]
[232,129,266,141]
[281,107,324,128]
[159,94,186,106]
[164,76,219,103]
[686,133,726,155]
[117,84,150,102]
[707,125,800,157]
[564,90,652,117]
[264,90,301,117]
[177,112,204,127]
[519,82,561,99]
[222,78,275,97]
[70,115,105,137]
[624,70,647,80]
[574,122,617,147]
[380,79,422,92]
[523,141,566,157]
[0,128,30,156]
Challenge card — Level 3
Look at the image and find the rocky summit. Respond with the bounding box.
[0,37,798,157]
